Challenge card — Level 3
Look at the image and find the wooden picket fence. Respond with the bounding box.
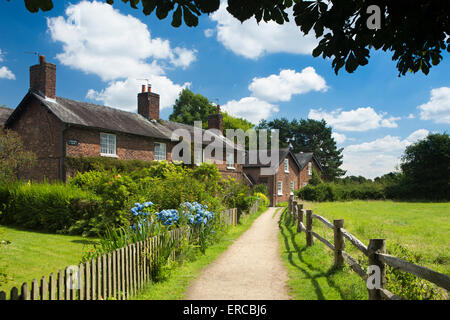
[0,205,249,301]
[287,196,450,300]
[220,208,238,226]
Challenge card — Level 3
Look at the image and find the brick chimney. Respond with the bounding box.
[138,85,160,120]
[30,55,56,99]
[208,105,223,134]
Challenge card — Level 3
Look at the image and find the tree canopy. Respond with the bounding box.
[169,88,254,131]
[15,0,450,76]
[258,118,345,181]
[400,133,450,200]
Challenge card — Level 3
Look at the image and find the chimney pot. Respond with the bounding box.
[141,84,146,93]
[137,87,159,120]
[30,56,56,98]
[148,85,151,93]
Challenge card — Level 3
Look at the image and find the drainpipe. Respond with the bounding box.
[61,124,68,182]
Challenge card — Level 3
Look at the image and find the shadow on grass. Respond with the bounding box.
[71,239,98,245]
[278,209,348,300]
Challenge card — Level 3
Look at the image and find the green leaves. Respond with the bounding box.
[23,0,53,12]
[12,0,450,76]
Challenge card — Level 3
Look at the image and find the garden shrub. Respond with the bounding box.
[0,182,102,234]
[253,184,268,196]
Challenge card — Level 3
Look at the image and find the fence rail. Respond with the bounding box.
[0,206,251,300]
[287,195,450,300]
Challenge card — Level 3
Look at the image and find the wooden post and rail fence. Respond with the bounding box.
[0,206,247,300]
[287,195,450,300]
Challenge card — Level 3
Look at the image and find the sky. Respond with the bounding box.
[0,0,449,178]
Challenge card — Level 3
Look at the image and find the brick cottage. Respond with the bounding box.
[1,56,322,205]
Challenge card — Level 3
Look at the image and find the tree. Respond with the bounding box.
[291,119,345,181]
[258,118,345,181]
[400,133,450,200]
[169,88,254,131]
[16,0,450,76]
[0,129,36,182]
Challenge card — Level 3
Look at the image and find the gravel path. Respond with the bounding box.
[184,207,291,300]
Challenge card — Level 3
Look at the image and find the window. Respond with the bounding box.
[277,181,283,196]
[226,152,234,169]
[308,162,312,176]
[154,142,166,161]
[284,158,289,173]
[290,182,295,195]
[100,133,116,156]
[194,147,203,165]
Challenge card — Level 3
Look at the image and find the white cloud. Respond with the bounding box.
[417,87,450,124]
[47,1,194,110]
[332,132,346,144]
[342,129,429,178]
[0,49,15,80]
[407,113,415,119]
[0,66,15,80]
[210,4,318,59]
[86,77,190,112]
[222,97,279,123]
[248,68,328,102]
[204,28,214,38]
[308,107,401,132]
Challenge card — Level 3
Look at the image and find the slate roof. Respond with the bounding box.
[294,152,323,171]
[0,106,13,126]
[6,90,241,150]
[243,148,293,168]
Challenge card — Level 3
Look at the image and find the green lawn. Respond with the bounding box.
[278,207,367,300]
[0,225,97,294]
[133,206,269,300]
[279,200,449,300]
[304,201,450,275]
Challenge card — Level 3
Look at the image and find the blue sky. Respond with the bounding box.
[0,0,449,178]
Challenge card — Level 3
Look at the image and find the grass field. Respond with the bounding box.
[305,201,450,275]
[280,200,449,300]
[133,206,268,300]
[0,226,97,293]
[278,207,367,300]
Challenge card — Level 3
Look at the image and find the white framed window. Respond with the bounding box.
[290,181,295,195]
[154,142,166,161]
[194,147,203,166]
[302,182,308,188]
[284,158,289,173]
[100,133,116,157]
[226,152,234,169]
[308,162,312,176]
[277,181,283,196]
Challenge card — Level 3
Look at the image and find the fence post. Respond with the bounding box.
[292,200,298,225]
[306,210,313,246]
[333,219,345,267]
[296,204,303,233]
[288,195,293,215]
[368,239,386,300]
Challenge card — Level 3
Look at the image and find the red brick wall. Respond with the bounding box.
[273,153,300,205]
[298,160,321,188]
[9,99,64,181]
